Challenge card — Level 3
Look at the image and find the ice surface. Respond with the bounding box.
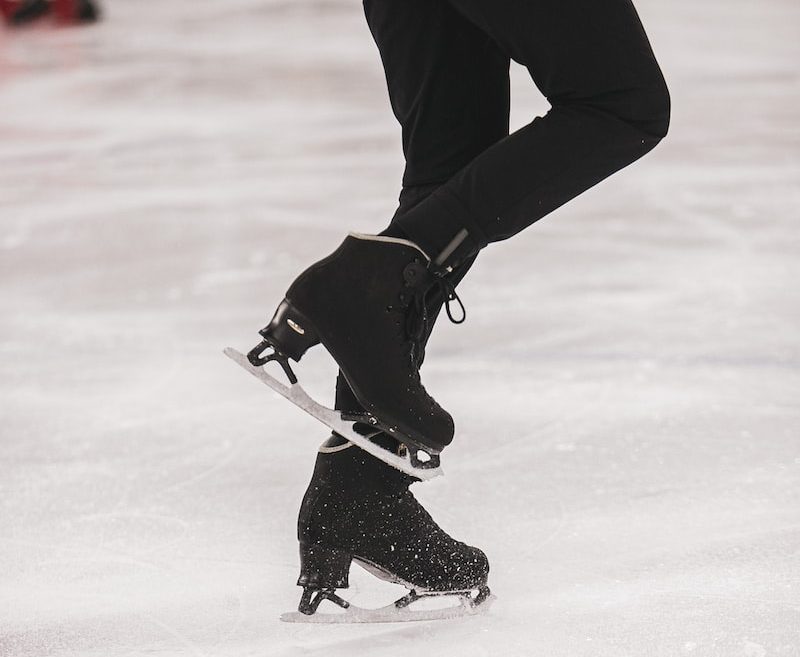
[1,0,798,656]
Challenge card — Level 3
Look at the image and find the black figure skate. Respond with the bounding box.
[280,434,492,623]
[225,232,466,479]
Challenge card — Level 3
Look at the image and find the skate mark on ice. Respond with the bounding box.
[72,510,191,558]
[161,439,242,494]
[656,590,800,612]
[36,511,190,575]
[192,588,246,654]
[524,494,568,556]
[64,479,136,580]
[35,554,171,573]
[139,612,212,657]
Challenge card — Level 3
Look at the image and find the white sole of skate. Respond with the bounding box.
[224,348,444,481]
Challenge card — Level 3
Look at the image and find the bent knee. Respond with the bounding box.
[582,72,671,143]
[633,75,671,141]
[612,63,671,142]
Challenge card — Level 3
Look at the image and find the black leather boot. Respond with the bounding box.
[293,434,490,615]
[251,233,466,455]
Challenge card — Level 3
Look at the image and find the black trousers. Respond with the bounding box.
[368,0,669,258]
[335,0,670,422]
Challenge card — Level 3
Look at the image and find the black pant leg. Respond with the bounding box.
[393,0,671,261]
[334,0,508,415]
[364,0,507,331]
[363,0,511,191]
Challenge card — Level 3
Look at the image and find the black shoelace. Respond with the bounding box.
[401,263,466,369]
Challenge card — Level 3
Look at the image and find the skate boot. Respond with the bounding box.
[248,233,466,467]
[282,434,492,622]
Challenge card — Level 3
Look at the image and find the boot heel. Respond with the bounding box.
[258,299,320,361]
[297,542,352,589]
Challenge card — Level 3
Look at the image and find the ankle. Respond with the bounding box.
[313,434,416,492]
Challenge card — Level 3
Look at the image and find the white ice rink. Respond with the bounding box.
[1,0,798,655]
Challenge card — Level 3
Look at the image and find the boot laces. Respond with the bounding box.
[398,261,466,369]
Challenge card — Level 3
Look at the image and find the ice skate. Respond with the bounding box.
[280,435,493,623]
[243,232,466,475]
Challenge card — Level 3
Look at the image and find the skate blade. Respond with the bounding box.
[280,593,494,624]
[224,347,443,481]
